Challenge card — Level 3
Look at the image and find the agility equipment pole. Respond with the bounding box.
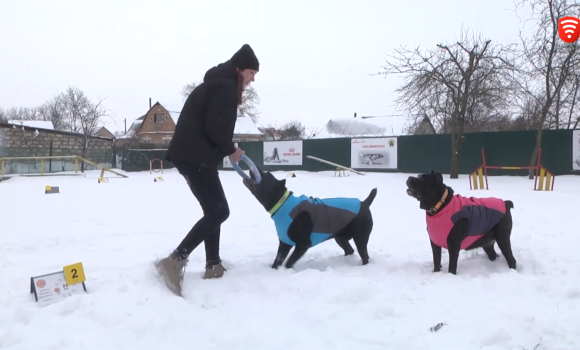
[305,155,365,177]
[150,158,163,174]
[468,148,554,191]
[533,148,555,191]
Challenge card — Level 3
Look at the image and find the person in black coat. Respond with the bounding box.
[155,44,259,296]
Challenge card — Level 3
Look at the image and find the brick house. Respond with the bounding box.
[119,101,177,145]
[119,101,263,147]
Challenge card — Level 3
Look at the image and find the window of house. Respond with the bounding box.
[162,137,172,144]
[154,113,165,124]
[142,137,152,144]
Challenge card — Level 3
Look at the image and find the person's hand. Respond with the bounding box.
[228,148,245,163]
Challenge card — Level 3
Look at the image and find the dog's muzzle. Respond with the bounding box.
[406,188,422,199]
[405,177,422,199]
[243,171,259,191]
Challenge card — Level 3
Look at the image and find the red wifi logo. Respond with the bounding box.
[559,16,580,43]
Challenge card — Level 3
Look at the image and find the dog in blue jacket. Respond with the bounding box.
[243,167,378,269]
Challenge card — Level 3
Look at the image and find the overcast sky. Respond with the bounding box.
[0,0,532,135]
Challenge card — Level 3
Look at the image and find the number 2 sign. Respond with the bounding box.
[63,262,86,286]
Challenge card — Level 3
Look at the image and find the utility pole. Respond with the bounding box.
[124,118,127,134]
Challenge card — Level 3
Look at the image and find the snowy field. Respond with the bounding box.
[1,168,579,350]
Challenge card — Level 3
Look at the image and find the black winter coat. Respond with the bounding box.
[166,61,239,169]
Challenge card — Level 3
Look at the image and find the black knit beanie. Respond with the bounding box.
[231,44,259,71]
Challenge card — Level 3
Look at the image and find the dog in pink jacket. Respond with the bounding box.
[406,171,517,275]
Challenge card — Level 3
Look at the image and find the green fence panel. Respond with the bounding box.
[397,134,452,174]
[115,129,577,177]
[122,149,174,172]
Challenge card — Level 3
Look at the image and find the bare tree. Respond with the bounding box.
[181,81,261,123]
[181,81,202,99]
[515,0,580,178]
[259,120,306,141]
[279,120,306,140]
[0,106,39,122]
[558,62,580,129]
[239,85,260,123]
[375,28,518,178]
[58,86,113,170]
[36,96,68,130]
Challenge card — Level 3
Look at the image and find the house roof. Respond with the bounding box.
[312,117,406,139]
[413,116,436,135]
[92,126,114,137]
[120,101,263,139]
[118,114,146,139]
[233,110,262,135]
[7,120,55,130]
[119,101,171,139]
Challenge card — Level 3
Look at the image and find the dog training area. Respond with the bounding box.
[1,168,579,349]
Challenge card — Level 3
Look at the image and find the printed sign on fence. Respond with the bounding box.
[351,137,398,169]
[263,140,303,166]
[573,130,580,171]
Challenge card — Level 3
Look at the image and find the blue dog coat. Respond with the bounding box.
[270,191,361,247]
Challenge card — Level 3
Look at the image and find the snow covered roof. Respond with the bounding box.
[7,120,54,130]
[234,110,262,135]
[312,117,406,139]
[118,115,144,139]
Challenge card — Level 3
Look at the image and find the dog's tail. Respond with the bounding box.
[505,200,514,210]
[363,188,378,207]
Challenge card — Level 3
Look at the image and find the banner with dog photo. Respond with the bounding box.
[263,140,303,166]
[350,137,398,169]
[222,143,238,168]
[573,130,580,171]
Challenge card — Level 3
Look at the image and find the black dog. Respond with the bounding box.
[406,170,517,275]
[243,167,377,269]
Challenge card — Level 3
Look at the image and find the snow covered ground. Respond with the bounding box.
[1,168,579,350]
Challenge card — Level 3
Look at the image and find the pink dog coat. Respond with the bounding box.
[426,194,506,249]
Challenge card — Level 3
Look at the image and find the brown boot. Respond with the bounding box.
[202,260,226,279]
[155,251,188,296]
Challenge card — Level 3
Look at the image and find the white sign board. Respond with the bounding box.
[222,143,238,168]
[223,156,233,168]
[573,130,580,171]
[263,140,303,166]
[30,271,87,307]
[351,137,398,169]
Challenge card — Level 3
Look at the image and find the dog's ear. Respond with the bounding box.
[280,178,286,186]
[434,170,443,184]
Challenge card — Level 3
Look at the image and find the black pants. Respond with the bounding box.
[174,163,230,263]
